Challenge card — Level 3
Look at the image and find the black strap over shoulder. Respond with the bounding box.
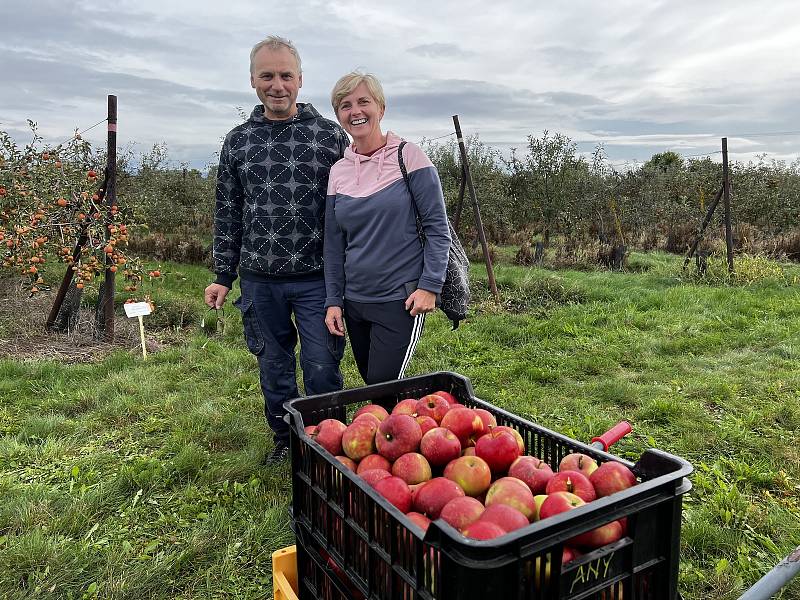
[397,141,425,245]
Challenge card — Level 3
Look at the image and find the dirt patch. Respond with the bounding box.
[0,278,165,362]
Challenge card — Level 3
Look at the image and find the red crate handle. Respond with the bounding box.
[591,421,632,451]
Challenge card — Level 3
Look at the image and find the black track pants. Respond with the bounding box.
[343,299,426,385]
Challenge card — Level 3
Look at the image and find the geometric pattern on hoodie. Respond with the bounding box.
[213,103,348,285]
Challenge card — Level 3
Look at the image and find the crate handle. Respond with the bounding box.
[591,421,632,451]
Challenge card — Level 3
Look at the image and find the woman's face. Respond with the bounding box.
[336,82,384,143]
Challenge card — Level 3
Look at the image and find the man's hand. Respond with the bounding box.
[325,306,346,336]
[405,289,437,316]
[204,283,230,309]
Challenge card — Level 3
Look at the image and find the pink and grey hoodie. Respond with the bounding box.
[324,132,451,307]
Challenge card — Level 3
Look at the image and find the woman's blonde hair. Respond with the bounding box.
[331,71,386,113]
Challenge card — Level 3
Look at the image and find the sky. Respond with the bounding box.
[2,0,800,171]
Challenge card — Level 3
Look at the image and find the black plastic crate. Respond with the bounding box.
[285,372,693,600]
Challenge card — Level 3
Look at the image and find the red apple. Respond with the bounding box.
[474,408,497,431]
[304,425,316,436]
[479,503,529,533]
[558,453,598,477]
[373,476,413,513]
[413,477,465,519]
[484,477,537,520]
[354,404,389,422]
[335,456,357,472]
[538,491,585,520]
[342,418,378,461]
[392,398,419,416]
[419,427,462,467]
[441,407,484,447]
[432,390,457,405]
[589,461,637,498]
[508,456,554,495]
[462,521,506,540]
[546,470,597,503]
[440,496,485,530]
[443,455,492,497]
[532,494,548,521]
[415,394,450,423]
[353,412,381,428]
[392,452,432,485]
[310,419,347,456]
[406,511,431,533]
[415,415,438,436]
[357,454,391,474]
[571,519,624,549]
[475,429,521,474]
[491,426,525,454]
[375,414,422,461]
[563,547,580,564]
[360,468,392,488]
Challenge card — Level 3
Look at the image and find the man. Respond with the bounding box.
[205,36,348,463]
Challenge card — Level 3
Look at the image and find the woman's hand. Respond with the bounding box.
[325,306,346,336]
[405,289,437,316]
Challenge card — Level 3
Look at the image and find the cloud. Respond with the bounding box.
[407,43,474,59]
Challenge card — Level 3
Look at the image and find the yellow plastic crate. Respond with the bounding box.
[272,545,298,600]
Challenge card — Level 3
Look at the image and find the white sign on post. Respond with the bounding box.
[124,302,152,359]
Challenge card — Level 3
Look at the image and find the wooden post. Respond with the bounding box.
[452,115,499,301]
[722,137,735,274]
[102,95,117,341]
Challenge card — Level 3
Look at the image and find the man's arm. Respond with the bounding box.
[206,135,244,307]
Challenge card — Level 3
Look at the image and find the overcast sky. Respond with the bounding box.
[2,0,799,171]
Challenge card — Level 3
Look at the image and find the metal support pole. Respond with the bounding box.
[739,546,800,600]
[722,137,735,274]
[452,115,499,302]
[101,95,117,341]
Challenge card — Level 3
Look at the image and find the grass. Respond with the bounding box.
[1,250,799,599]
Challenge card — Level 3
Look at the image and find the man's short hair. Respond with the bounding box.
[331,71,386,113]
[250,36,302,73]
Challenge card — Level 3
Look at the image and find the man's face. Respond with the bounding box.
[250,46,302,120]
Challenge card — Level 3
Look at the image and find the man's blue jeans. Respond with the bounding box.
[235,276,344,443]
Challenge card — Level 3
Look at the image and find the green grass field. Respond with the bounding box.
[1,251,799,599]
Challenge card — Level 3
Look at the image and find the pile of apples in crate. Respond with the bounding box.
[305,391,637,559]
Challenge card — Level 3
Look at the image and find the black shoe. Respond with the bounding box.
[264,440,289,464]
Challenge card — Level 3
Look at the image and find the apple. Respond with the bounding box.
[354,404,389,422]
[353,412,381,428]
[441,407,484,447]
[474,408,497,431]
[538,491,585,520]
[309,419,347,456]
[563,547,580,564]
[443,455,492,497]
[475,429,521,474]
[420,427,462,467]
[357,453,391,474]
[532,494,548,521]
[546,470,597,503]
[479,503,529,533]
[413,477,465,519]
[462,521,506,540]
[342,418,378,461]
[558,453,598,477]
[374,476,413,513]
[491,426,525,454]
[335,456,357,472]
[304,425,316,436]
[392,398,419,416]
[375,414,422,461]
[440,496,485,530]
[360,468,392,488]
[406,511,431,533]
[415,394,450,423]
[508,456,554,495]
[432,390,457,405]
[415,415,438,436]
[589,461,637,498]
[392,452,432,485]
[571,519,624,549]
[484,477,537,520]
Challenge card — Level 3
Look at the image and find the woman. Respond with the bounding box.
[324,71,451,385]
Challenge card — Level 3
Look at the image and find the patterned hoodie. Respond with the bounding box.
[213,103,348,287]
